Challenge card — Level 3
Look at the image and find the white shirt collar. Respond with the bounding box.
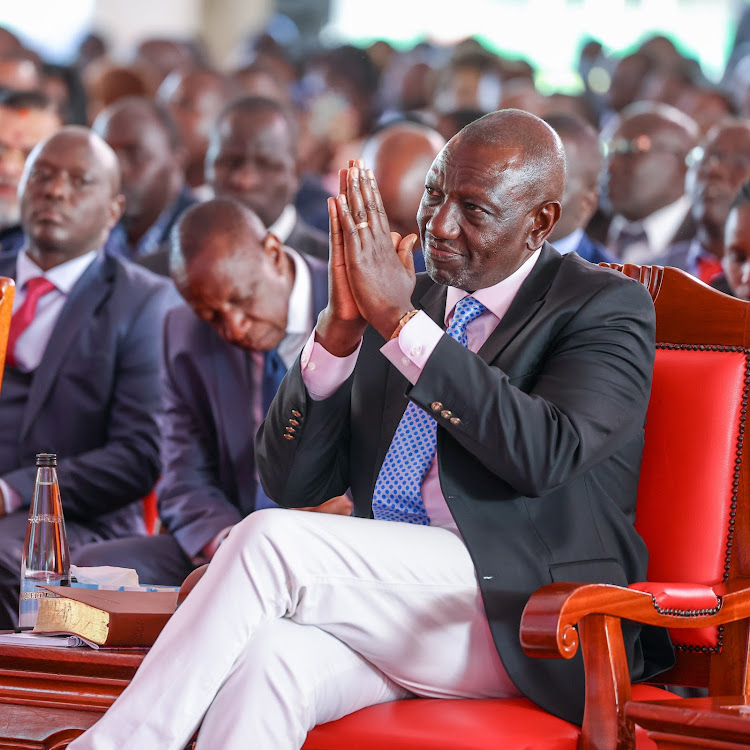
[609,194,691,257]
[267,204,298,244]
[15,247,98,297]
[284,245,312,335]
[444,248,542,325]
[552,228,584,256]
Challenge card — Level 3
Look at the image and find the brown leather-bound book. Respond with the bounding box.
[31,586,178,647]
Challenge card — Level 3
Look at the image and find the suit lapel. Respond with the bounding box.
[22,254,112,438]
[209,337,258,514]
[477,243,561,365]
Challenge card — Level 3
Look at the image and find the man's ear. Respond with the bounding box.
[528,200,562,250]
[262,231,285,271]
[109,193,126,229]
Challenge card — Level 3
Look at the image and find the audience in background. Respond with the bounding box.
[0,127,178,630]
[157,67,240,192]
[655,119,750,283]
[599,102,698,263]
[545,112,616,264]
[719,180,750,299]
[92,96,195,270]
[206,95,329,260]
[0,90,61,256]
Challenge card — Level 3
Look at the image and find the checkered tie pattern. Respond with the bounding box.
[372,295,487,524]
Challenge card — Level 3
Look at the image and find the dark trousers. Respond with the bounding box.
[73,534,195,588]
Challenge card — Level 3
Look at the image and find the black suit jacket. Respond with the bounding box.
[255,243,673,725]
[285,216,328,261]
[158,252,328,558]
[0,251,180,537]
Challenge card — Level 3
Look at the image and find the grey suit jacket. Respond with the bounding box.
[255,243,674,725]
[158,252,328,558]
[0,251,180,538]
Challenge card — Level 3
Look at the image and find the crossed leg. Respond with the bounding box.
[68,508,519,750]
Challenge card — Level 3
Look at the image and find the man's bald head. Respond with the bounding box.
[417,108,564,291]
[452,107,566,208]
[605,102,698,221]
[361,122,445,238]
[170,197,266,280]
[170,198,296,351]
[19,126,124,268]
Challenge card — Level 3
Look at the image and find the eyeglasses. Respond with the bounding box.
[603,135,686,160]
[686,145,750,172]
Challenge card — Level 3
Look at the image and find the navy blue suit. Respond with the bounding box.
[74,252,329,585]
[0,250,179,627]
[572,231,617,265]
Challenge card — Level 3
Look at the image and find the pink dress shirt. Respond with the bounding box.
[300,249,541,533]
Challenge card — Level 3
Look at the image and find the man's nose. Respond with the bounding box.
[227,161,261,190]
[220,307,250,343]
[42,172,70,199]
[425,201,460,239]
[741,261,750,285]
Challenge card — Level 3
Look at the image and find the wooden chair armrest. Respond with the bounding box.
[520,581,750,660]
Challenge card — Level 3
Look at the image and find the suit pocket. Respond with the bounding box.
[549,558,628,587]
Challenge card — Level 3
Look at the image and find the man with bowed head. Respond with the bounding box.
[69,109,671,750]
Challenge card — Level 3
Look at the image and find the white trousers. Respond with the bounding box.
[68,509,520,750]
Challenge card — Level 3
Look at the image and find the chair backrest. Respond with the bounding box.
[609,264,750,688]
[0,277,15,394]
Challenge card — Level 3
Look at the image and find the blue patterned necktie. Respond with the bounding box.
[371,295,487,524]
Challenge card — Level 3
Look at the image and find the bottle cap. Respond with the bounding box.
[35,453,57,467]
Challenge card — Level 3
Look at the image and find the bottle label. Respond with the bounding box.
[18,577,64,629]
[27,514,62,524]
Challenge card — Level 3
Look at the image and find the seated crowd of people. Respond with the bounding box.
[0,20,749,748]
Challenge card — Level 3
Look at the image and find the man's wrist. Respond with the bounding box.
[315,310,367,357]
[389,309,420,340]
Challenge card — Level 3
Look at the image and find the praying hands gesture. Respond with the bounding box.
[315,159,419,356]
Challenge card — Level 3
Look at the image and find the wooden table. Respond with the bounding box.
[0,640,146,749]
[627,696,750,749]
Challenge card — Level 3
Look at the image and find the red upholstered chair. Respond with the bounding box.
[0,276,14,394]
[299,265,750,750]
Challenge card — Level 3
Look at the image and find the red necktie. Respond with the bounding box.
[695,256,723,285]
[6,277,56,368]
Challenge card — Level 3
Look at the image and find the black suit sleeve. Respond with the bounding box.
[407,278,655,497]
[256,273,655,506]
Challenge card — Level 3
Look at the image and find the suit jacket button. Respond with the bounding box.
[449,417,461,426]
[283,434,294,440]
[431,401,442,411]
[440,410,452,419]
[292,410,302,418]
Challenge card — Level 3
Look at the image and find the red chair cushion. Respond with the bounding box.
[302,685,676,750]
[635,348,745,648]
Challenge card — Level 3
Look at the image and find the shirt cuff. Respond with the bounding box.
[0,478,22,514]
[380,310,444,385]
[300,330,362,401]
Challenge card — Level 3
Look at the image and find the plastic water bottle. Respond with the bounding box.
[18,453,71,629]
